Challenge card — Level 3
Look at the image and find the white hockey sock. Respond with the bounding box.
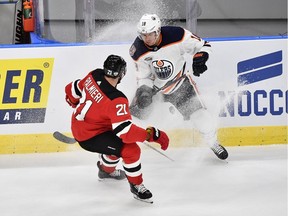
[190,108,218,147]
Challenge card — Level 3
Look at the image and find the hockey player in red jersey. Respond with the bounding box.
[65,54,169,203]
[129,14,228,160]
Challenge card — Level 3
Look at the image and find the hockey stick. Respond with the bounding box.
[142,141,174,162]
[152,73,186,95]
[53,131,76,144]
[53,131,174,161]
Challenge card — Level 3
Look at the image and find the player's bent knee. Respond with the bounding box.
[121,143,141,163]
[136,85,154,109]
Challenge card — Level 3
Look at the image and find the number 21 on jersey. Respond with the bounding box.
[74,90,128,121]
[116,104,128,116]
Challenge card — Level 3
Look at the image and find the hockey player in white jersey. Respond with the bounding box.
[129,14,228,160]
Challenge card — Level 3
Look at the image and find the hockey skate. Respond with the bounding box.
[211,143,229,160]
[130,183,153,204]
[97,161,126,181]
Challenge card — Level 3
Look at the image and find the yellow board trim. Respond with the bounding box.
[0,126,287,154]
[218,126,288,146]
[0,133,75,154]
[168,126,287,147]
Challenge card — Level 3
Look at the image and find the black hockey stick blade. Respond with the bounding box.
[53,131,76,144]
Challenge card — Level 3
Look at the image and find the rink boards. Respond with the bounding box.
[0,36,287,153]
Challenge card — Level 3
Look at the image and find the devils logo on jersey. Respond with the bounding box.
[152,60,174,80]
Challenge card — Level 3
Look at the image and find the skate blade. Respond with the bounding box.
[98,177,126,182]
[133,194,153,204]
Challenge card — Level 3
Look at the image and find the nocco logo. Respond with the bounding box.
[219,51,287,117]
[152,60,173,80]
[0,58,54,124]
[237,51,283,86]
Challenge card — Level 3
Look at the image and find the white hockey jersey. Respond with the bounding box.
[129,26,212,94]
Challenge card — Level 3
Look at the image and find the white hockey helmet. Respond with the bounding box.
[137,14,161,36]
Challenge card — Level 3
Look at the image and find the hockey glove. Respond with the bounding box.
[135,85,154,109]
[192,51,209,77]
[65,95,79,108]
[146,127,169,150]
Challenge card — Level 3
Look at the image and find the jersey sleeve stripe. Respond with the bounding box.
[203,41,211,47]
[112,121,132,136]
[72,79,81,98]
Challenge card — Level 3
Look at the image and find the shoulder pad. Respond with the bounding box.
[129,37,150,61]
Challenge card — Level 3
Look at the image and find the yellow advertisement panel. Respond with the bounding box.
[0,58,54,124]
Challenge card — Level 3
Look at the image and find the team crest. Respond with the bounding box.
[152,59,174,80]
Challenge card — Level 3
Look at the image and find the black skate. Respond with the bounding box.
[211,143,229,160]
[130,183,153,204]
[97,161,126,181]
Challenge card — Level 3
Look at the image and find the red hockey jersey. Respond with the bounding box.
[65,69,147,143]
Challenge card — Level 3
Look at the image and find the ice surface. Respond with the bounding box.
[0,145,287,216]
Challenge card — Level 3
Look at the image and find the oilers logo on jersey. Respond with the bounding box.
[152,60,174,80]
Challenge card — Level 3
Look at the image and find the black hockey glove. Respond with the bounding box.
[192,52,209,77]
[135,85,154,109]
